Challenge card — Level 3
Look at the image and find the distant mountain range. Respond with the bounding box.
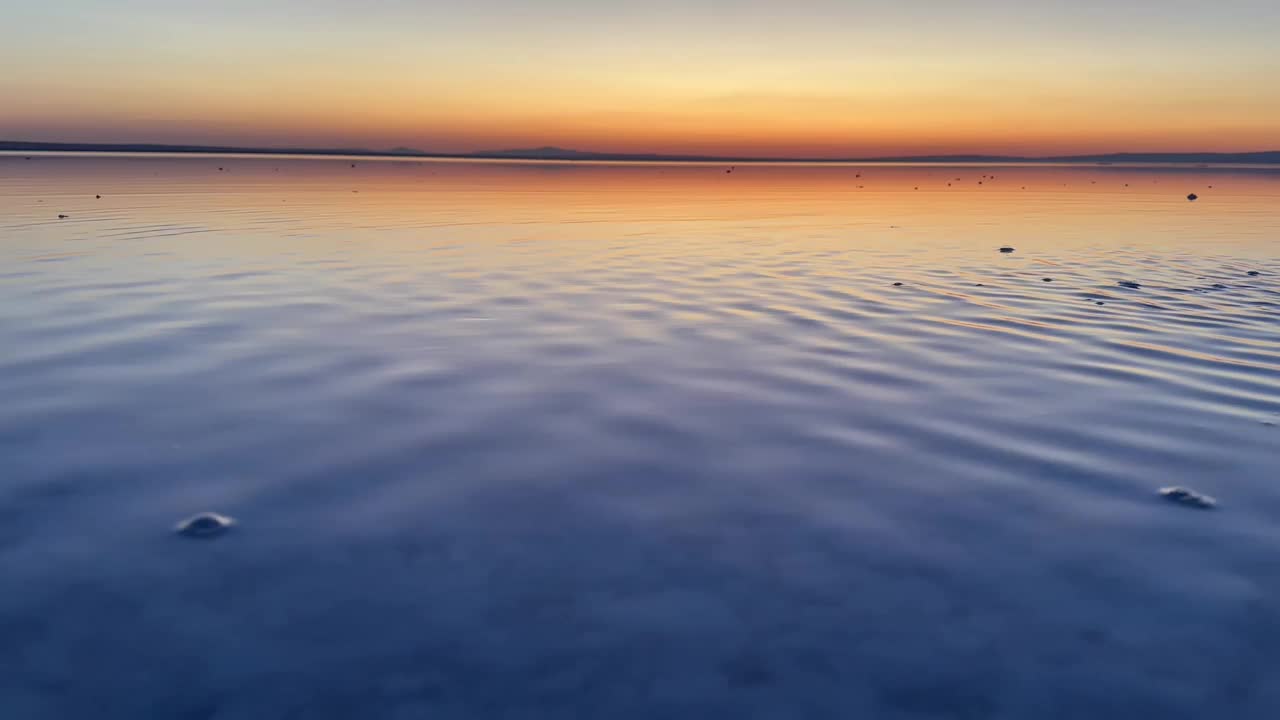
[3,140,1279,165]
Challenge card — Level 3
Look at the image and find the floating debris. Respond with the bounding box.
[95,194,101,199]
[892,282,903,287]
[1187,193,1198,201]
[999,246,1015,253]
[1159,487,1216,510]
[58,214,68,219]
[1042,277,1053,282]
[1096,301,1105,305]
[1247,271,1260,276]
[1118,281,1142,289]
[175,512,236,538]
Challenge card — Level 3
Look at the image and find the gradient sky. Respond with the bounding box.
[3,0,1278,157]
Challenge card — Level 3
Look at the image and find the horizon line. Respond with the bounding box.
[3,140,1280,165]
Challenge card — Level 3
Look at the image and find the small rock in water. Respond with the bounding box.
[1118,280,1142,289]
[1187,193,1198,201]
[1159,487,1216,510]
[175,512,236,538]
[999,246,1015,253]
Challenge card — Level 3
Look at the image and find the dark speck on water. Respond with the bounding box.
[1118,281,1142,289]
[57,214,67,219]
[175,512,236,538]
[1247,270,1260,276]
[892,282,903,286]
[1187,193,1198,201]
[1042,277,1053,282]
[999,246,1015,253]
[1159,486,1216,509]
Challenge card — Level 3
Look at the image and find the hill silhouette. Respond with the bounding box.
[3,140,1278,165]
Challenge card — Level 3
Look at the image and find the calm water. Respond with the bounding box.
[2,154,1279,719]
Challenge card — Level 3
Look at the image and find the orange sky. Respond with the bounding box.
[4,1,1279,157]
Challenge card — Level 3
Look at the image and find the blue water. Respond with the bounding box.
[2,155,1279,718]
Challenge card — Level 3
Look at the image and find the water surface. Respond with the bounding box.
[2,155,1279,718]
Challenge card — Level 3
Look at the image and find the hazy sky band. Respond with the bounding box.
[3,0,1278,156]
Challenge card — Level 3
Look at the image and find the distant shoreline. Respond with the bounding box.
[2,141,1279,165]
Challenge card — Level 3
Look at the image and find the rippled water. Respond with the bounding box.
[2,154,1279,718]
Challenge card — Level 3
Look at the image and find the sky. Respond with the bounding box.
[3,0,1279,157]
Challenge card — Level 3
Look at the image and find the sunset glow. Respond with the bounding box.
[4,0,1279,156]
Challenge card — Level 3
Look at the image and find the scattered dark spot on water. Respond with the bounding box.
[999,247,1015,253]
[879,675,999,720]
[1159,486,1216,509]
[1042,278,1053,282]
[57,214,67,219]
[893,282,903,286]
[1247,271,1260,276]
[95,194,100,199]
[1212,283,1228,290]
[1118,281,1142,289]
[1096,301,1105,305]
[975,283,985,287]
[175,512,236,538]
[1187,193,1198,201]
[719,654,775,688]
[1080,628,1110,645]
